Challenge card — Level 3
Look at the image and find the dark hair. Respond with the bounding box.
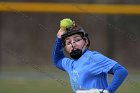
[61,26,90,47]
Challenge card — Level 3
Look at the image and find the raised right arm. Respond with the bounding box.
[52,29,66,71]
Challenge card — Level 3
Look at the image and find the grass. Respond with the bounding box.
[0,77,140,93]
[0,79,72,93]
[0,67,140,93]
[116,79,140,93]
[0,80,140,93]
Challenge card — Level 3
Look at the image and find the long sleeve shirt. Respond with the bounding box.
[52,37,128,93]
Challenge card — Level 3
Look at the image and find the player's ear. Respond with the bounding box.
[84,36,90,47]
[83,37,88,46]
[83,37,86,40]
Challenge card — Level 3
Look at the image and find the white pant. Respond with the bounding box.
[76,89,101,93]
[76,88,109,93]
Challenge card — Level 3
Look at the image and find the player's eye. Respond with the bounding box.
[65,37,83,46]
[65,41,71,45]
[74,38,83,42]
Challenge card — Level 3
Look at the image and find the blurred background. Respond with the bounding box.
[0,0,140,93]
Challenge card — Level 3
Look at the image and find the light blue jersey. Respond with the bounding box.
[61,49,117,91]
[52,37,128,93]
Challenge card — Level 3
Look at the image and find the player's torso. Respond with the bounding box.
[67,50,108,91]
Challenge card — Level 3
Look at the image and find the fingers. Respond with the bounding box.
[57,28,65,38]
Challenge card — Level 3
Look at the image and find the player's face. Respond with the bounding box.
[64,34,87,53]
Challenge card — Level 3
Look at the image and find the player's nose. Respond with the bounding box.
[71,41,76,49]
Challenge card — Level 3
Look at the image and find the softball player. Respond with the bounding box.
[52,19,128,93]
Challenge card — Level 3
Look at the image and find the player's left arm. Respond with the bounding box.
[106,63,128,93]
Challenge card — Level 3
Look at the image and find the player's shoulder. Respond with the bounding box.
[84,49,102,56]
[89,50,104,56]
[83,49,108,60]
[92,51,106,57]
[86,50,109,62]
[92,50,101,54]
